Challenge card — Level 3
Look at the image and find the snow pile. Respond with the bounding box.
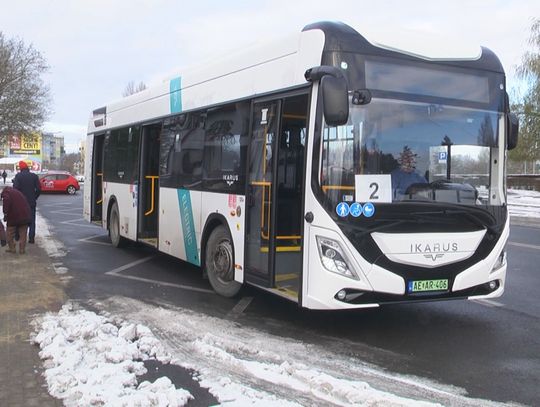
[507,188,540,218]
[32,303,192,406]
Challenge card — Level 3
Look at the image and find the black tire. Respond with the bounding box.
[205,225,241,297]
[67,185,77,195]
[109,202,126,248]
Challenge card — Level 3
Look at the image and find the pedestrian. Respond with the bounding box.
[13,160,40,244]
[1,186,31,254]
[1,170,6,184]
[0,219,6,247]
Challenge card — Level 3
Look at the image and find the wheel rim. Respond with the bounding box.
[212,240,233,283]
[67,186,75,194]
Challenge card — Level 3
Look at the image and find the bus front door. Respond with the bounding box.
[245,94,307,301]
[137,123,161,247]
[91,134,104,223]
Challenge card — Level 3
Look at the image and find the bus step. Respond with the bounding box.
[139,237,158,248]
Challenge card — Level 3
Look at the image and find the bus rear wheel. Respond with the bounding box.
[109,202,126,248]
[205,225,241,297]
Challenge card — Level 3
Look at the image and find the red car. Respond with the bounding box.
[39,171,80,195]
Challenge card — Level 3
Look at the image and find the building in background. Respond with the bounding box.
[41,132,65,169]
[74,139,86,176]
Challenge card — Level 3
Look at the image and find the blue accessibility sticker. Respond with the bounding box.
[362,202,375,217]
[350,202,363,217]
[336,202,350,217]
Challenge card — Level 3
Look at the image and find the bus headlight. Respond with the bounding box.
[316,236,359,280]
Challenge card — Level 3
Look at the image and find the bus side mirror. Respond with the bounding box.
[507,113,519,150]
[321,75,349,126]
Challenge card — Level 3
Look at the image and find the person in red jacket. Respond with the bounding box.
[1,186,31,254]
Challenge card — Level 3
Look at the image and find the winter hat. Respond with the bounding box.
[18,161,28,170]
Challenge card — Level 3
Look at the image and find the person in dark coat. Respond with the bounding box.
[13,160,41,243]
[1,186,31,254]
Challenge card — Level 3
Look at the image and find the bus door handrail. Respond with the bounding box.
[250,180,271,239]
[144,175,159,216]
[96,172,103,204]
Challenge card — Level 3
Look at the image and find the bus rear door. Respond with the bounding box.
[137,123,161,247]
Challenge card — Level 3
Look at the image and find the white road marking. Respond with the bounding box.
[227,297,253,318]
[105,256,214,294]
[78,234,111,245]
[42,202,74,207]
[471,299,505,308]
[508,241,540,251]
[61,218,99,228]
[105,256,156,274]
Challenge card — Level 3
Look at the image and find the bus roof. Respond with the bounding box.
[88,21,497,135]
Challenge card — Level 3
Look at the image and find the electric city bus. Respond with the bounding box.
[84,21,519,310]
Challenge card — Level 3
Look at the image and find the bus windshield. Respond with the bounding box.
[319,99,502,208]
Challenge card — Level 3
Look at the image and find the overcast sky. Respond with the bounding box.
[0,0,538,153]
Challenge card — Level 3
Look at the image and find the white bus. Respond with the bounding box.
[84,21,519,310]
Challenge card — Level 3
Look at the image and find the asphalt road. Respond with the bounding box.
[37,189,539,406]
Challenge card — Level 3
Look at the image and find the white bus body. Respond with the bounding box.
[85,21,516,309]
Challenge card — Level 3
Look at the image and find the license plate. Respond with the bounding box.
[408,279,448,293]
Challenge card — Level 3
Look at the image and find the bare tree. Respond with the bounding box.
[122,81,147,97]
[58,152,80,173]
[510,18,540,173]
[0,32,51,145]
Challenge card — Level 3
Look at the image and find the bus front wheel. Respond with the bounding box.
[205,225,241,297]
[109,203,126,248]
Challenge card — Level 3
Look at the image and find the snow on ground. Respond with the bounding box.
[32,297,515,407]
[507,188,540,218]
[35,208,68,260]
[32,300,434,406]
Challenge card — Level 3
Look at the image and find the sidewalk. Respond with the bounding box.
[0,238,66,406]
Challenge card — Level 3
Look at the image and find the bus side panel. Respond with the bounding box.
[83,134,94,222]
[158,187,202,266]
[103,182,138,241]
[200,191,245,283]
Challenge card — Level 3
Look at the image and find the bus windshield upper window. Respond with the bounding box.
[365,61,490,104]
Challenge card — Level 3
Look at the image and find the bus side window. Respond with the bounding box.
[203,102,249,193]
[160,113,205,188]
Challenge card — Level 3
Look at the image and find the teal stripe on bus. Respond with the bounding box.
[177,188,199,266]
[169,77,182,113]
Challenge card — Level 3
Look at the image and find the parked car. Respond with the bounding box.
[39,171,80,195]
[75,174,85,183]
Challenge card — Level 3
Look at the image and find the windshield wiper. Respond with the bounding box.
[354,218,423,239]
[410,208,497,234]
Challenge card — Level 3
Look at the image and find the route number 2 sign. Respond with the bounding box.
[355,174,392,203]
